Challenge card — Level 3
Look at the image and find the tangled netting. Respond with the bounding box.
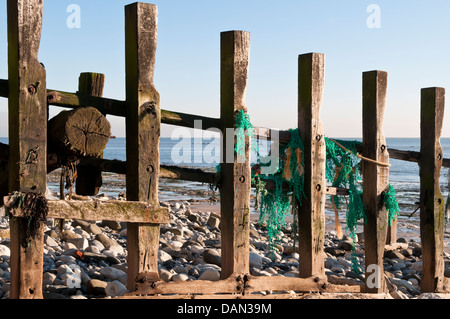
[256,129,306,251]
[230,111,400,273]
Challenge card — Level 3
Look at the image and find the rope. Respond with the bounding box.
[327,138,391,168]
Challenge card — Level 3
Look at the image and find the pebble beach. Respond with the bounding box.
[1,172,450,300]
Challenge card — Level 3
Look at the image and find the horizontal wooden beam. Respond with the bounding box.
[128,275,361,297]
[0,80,442,166]
[4,197,170,224]
[76,156,348,195]
[0,79,222,131]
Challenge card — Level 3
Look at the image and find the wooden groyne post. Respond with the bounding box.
[7,0,47,299]
[219,30,252,279]
[362,70,390,293]
[124,2,163,289]
[297,53,326,279]
[419,87,449,293]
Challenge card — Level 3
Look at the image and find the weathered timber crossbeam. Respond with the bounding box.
[0,79,448,167]
[76,156,349,195]
[0,79,222,131]
[270,129,450,167]
[125,275,361,298]
[4,196,170,224]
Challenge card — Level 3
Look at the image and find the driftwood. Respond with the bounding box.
[48,106,111,158]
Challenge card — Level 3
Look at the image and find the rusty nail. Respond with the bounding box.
[28,85,37,95]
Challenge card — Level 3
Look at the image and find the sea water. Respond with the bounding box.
[2,136,450,225]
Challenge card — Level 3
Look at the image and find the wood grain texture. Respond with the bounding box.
[297,53,326,279]
[220,30,252,279]
[75,73,107,196]
[7,0,46,299]
[125,3,166,291]
[5,197,169,224]
[362,70,389,293]
[420,87,446,293]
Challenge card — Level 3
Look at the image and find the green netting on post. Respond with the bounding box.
[256,129,306,249]
[383,183,400,227]
[235,110,258,158]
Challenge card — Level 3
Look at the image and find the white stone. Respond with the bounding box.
[100,267,127,281]
[105,280,128,297]
[68,238,89,250]
[190,244,205,255]
[104,244,124,257]
[159,268,173,282]
[249,252,262,269]
[172,273,189,282]
[198,269,220,281]
[89,239,105,250]
[57,264,74,275]
[43,272,57,286]
[44,235,59,247]
[158,250,172,263]
[0,244,10,257]
[61,273,82,288]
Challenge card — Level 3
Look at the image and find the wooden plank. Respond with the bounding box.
[362,70,389,293]
[5,198,169,224]
[127,275,360,297]
[125,2,166,291]
[7,0,47,299]
[75,73,106,196]
[245,276,360,294]
[297,53,326,279]
[420,87,446,293]
[219,30,252,279]
[131,276,241,296]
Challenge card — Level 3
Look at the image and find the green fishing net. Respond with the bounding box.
[235,110,257,158]
[383,183,400,227]
[257,129,306,250]
[232,112,401,272]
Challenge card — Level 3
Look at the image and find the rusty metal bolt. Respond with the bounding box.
[28,85,37,95]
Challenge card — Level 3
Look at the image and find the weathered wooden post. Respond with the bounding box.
[362,70,389,293]
[220,30,252,279]
[125,3,162,289]
[7,0,47,299]
[419,87,449,292]
[297,53,326,279]
[75,72,107,196]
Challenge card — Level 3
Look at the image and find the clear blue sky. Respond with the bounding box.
[1,0,450,138]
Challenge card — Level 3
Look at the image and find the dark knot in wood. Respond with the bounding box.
[143,101,157,116]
